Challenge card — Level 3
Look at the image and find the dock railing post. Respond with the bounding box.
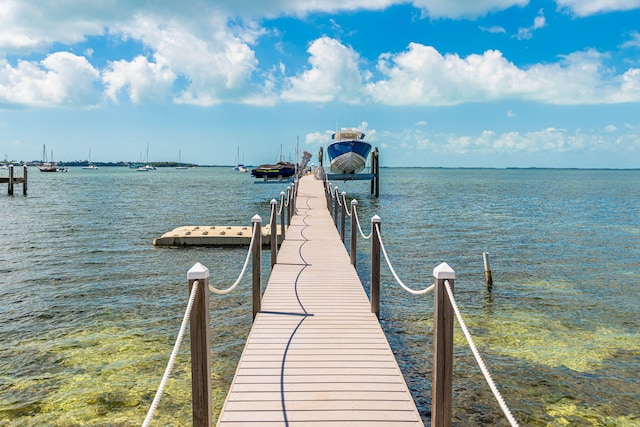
[187,262,212,427]
[331,186,340,227]
[280,191,286,240]
[371,215,381,318]
[252,215,262,320]
[286,186,292,226]
[8,164,14,195]
[483,252,493,292]
[340,191,346,242]
[432,262,456,427]
[350,200,357,266]
[270,199,277,269]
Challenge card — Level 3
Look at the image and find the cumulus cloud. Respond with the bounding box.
[0,52,100,107]
[556,0,640,17]
[281,37,363,103]
[365,44,640,106]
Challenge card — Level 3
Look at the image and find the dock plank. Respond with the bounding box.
[215,175,424,427]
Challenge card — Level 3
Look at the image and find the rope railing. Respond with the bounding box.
[141,281,199,427]
[207,222,257,295]
[353,202,372,239]
[444,280,520,427]
[374,223,435,295]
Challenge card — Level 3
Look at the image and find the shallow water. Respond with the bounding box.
[1,167,638,426]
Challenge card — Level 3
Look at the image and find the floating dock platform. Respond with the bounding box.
[153,225,283,247]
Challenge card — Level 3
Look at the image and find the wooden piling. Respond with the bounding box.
[432,262,456,427]
[22,165,27,195]
[350,199,357,266]
[252,215,262,320]
[270,199,277,268]
[483,252,493,291]
[370,214,381,318]
[340,191,346,242]
[187,262,212,427]
[8,165,14,195]
[280,191,286,239]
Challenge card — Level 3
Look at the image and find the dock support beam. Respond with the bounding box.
[252,215,262,320]
[432,262,456,427]
[8,165,14,195]
[483,252,493,292]
[187,263,212,427]
[370,215,381,318]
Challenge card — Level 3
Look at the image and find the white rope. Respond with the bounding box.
[353,205,372,240]
[342,193,352,217]
[141,282,199,427]
[375,225,434,295]
[334,188,342,206]
[444,280,520,427]
[277,192,285,215]
[208,223,256,294]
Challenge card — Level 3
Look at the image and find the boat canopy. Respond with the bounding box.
[332,130,365,140]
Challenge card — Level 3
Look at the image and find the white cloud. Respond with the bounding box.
[0,52,100,107]
[620,31,640,49]
[281,37,363,103]
[366,44,640,106]
[556,0,640,17]
[103,56,175,104]
[516,9,546,40]
[412,0,528,19]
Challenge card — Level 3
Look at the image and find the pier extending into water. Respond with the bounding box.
[143,171,519,427]
[0,164,28,195]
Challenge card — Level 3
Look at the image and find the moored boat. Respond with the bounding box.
[327,128,372,174]
[250,161,296,179]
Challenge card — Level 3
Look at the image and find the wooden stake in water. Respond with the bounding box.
[483,252,493,291]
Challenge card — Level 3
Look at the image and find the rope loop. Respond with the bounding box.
[141,281,199,427]
[334,187,343,207]
[352,204,372,240]
[208,222,257,294]
[375,223,434,295]
[277,192,285,215]
[342,193,352,217]
[444,280,519,427]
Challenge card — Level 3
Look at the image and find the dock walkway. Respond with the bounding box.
[216,175,424,426]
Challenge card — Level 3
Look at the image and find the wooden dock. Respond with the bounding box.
[216,174,424,426]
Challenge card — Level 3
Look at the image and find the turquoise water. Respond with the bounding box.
[1,167,638,426]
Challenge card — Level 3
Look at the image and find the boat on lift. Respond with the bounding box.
[327,128,372,174]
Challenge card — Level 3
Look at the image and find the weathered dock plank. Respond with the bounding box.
[215,174,424,427]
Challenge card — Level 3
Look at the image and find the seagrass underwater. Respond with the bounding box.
[0,167,638,425]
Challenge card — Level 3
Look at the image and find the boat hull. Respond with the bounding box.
[327,140,372,174]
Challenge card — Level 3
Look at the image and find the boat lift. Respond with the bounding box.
[319,146,380,197]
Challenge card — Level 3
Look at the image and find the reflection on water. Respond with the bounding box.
[1,167,638,426]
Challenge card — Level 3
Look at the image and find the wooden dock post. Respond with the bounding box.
[280,191,286,239]
[483,252,493,291]
[340,191,346,242]
[350,199,357,266]
[270,199,277,268]
[187,262,212,427]
[370,148,380,197]
[252,215,262,320]
[333,186,339,226]
[371,214,381,318]
[8,165,14,195]
[432,262,456,427]
[22,165,27,195]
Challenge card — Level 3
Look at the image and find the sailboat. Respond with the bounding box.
[137,143,156,171]
[38,145,62,172]
[175,150,189,169]
[82,148,99,170]
[233,147,247,172]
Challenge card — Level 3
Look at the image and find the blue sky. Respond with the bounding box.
[2,0,640,168]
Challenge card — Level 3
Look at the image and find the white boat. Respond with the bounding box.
[175,150,189,169]
[327,128,372,174]
[82,149,99,170]
[233,147,248,172]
